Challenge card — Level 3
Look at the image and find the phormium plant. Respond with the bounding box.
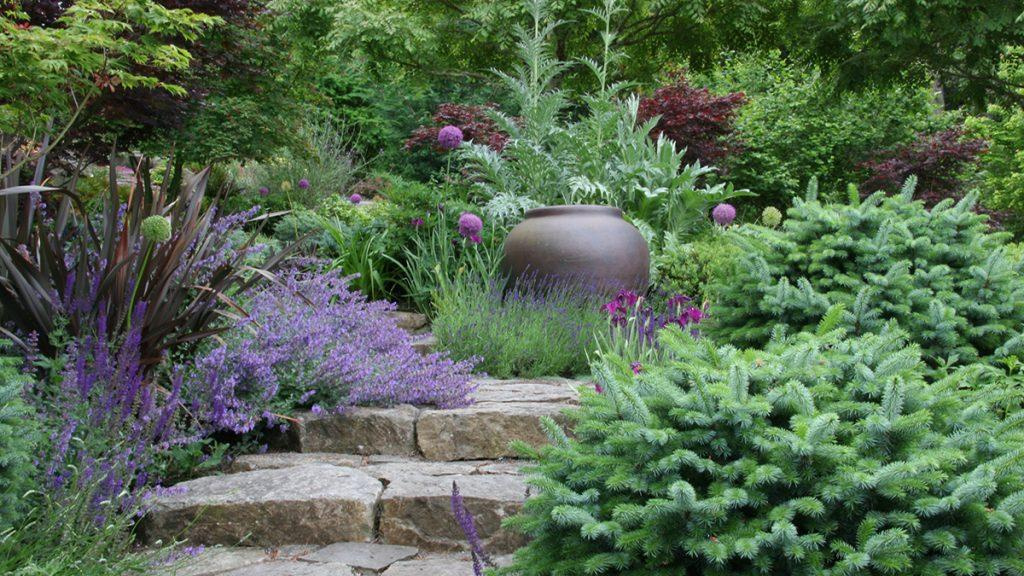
[0,161,291,364]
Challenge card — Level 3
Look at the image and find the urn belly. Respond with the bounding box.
[501,205,650,293]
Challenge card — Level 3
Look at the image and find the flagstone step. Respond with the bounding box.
[143,464,383,548]
[144,458,527,554]
[285,378,580,461]
[162,546,511,576]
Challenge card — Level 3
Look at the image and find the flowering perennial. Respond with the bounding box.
[185,269,478,434]
[42,306,190,520]
[458,212,483,243]
[712,203,737,226]
[603,290,706,349]
[438,125,465,150]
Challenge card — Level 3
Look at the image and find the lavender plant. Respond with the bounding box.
[184,269,478,434]
[432,274,607,378]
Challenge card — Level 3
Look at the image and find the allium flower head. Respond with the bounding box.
[712,203,736,226]
[140,216,172,243]
[410,217,425,229]
[258,186,270,197]
[438,125,464,150]
[762,206,782,227]
[458,212,483,244]
[349,193,363,205]
[280,181,292,192]
[298,178,310,190]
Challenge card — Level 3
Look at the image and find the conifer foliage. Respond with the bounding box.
[708,180,1024,365]
[504,325,1024,575]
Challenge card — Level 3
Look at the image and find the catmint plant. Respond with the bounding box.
[184,269,478,434]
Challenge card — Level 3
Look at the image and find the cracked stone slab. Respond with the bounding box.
[292,405,420,455]
[470,378,581,404]
[380,556,476,576]
[416,401,573,461]
[160,546,320,576]
[230,453,365,473]
[143,464,383,547]
[218,561,355,576]
[379,473,527,554]
[301,542,419,571]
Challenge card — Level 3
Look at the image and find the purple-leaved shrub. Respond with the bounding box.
[185,269,478,434]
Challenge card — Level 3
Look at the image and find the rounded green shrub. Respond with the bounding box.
[709,184,1024,365]
[505,326,1024,575]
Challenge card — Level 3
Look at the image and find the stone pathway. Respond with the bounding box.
[146,376,582,575]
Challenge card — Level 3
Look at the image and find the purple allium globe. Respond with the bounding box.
[349,193,363,204]
[458,212,483,244]
[437,125,464,150]
[258,186,270,197]
[712,203,737,226]
[298,178,310,190]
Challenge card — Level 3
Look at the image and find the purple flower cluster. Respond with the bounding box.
[42,306,190,520]
[603,290,706,345]
[712,203,737,226]
[184,269,479,434]
[437,125,464,150]
[458,212,483,244]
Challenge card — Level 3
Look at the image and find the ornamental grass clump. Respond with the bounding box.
[710,179,1024,366]
[505,322,1024,575]
[185,269,478,434]
[432,274,607,379]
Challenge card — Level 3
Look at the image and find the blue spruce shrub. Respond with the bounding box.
[504,323,1024,575]
[709,179,1024,366]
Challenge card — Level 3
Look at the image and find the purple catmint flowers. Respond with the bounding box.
[184,269,478,434]
[438,125,464,150]
[349,193,363,204]
[458,212,483,244]
[712,203,737,226]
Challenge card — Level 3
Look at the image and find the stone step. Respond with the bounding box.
[386,311,429,333]
[163,547,509,576]
[143,464,383,548]
[145,457,527,554]
[284,378,580,461]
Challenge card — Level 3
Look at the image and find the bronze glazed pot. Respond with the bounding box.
[502,205,650,293]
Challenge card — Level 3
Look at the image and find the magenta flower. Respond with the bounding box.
[298,178,310,190]
[631,362,643,375]
[712,203,737,226]
[594,382,604,394]
[258,186,270,197]
[438,125,464,150]
[349,193,363,204]
[411,217,425,229]
[458,212,483,244]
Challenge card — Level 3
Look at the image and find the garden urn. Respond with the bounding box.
[502,205,649,293]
